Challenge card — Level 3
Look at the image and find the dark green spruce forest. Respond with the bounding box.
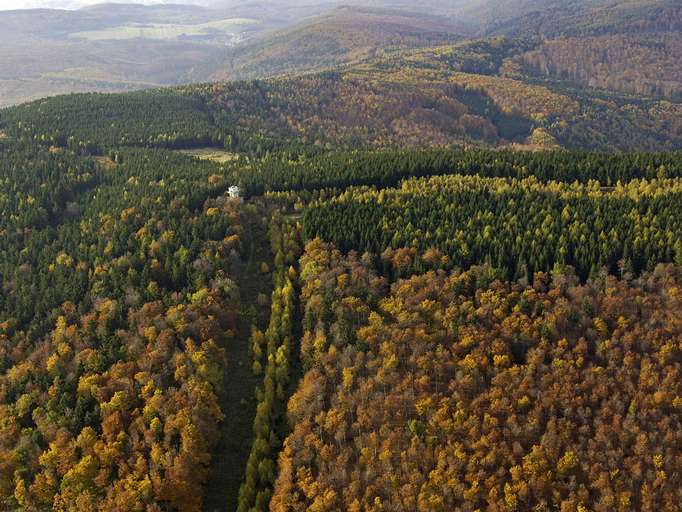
[2,1,682,511]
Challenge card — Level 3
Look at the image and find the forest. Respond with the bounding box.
[2,4,682,507]
[237,148,682,196]
[3,111,682,509]
[4,51,682,155]
[516,34,682,99]
[301,175,682,280]
[271,240,682,511]
[0,139,251,510]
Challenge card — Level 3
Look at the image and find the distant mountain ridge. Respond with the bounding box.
[0,2,269,107]
[4,30,682,154]
[484,0,682,37]
[208,6,470,81]
[0,0,681,118]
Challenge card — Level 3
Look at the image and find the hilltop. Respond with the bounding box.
[473,0,682,98]
[2,0,681,107]
[480,0,682,38]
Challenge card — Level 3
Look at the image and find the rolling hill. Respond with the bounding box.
[481,0,682,38]
[3,41,682,154]
[3,0,681,107]
[512,33,682,99]
[0,1,474,107]
[205,0,682,103]
[208,6,470,81]
[0,0,361,107]
[0,3,263,107]
[395,0,681,38]
[2,0,682,151]
[465,0,682,99]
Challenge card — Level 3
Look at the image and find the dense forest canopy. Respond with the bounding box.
[236,148,682,196]
[301,175,682,279]
[3,121,682,510]
[271,240,682,511]
[0,139,249,509]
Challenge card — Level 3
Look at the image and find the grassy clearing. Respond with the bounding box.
[283,212,303,221]
[92,156,118,170]
[181,148,238,164]
[70,18,258,41]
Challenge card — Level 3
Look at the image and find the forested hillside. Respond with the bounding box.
[486,0,682,98]
[515,34,682,98]
[481,0,682,38]
[209,6,468,81]
[1,0,680,108]
[3,0,682,152]
[1,81,534,152]
[3,67,682,153]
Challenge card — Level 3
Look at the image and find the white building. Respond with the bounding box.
[228,186,241,199]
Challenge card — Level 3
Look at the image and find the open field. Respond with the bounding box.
[70,18,259,42]
[180,148,238,164]
[92,156,118,170]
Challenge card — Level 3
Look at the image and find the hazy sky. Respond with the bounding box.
[0,0,211,9]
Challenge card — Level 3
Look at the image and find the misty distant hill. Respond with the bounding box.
[0,1,471,106]
[0,1,282,106]
[208,6,470,81]
[0,0,681,106]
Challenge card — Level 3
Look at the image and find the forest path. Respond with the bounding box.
[204,203,273,512]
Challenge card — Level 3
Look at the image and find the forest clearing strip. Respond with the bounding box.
[236,214,302,512]
[203,204,274,512]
